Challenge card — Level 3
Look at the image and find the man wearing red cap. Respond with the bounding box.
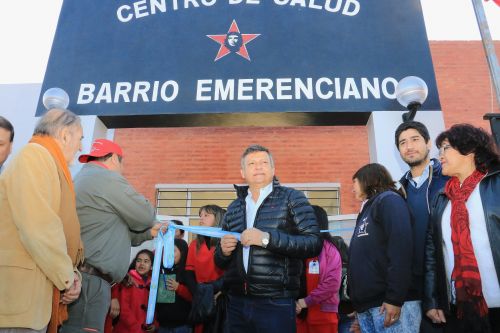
[61,139,161,333]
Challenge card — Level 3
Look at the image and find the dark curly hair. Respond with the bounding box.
[436,124,500,173]
[352,163,396,199]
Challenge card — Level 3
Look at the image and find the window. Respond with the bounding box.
[155,183,357,244]
[156,182,338,219]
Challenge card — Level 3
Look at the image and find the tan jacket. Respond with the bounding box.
[0,143,75,330]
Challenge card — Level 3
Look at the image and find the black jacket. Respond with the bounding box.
[423,167,500,313]
[214,178,322,298]
[348,190,413,312]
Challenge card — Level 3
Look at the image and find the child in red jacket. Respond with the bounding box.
[114,249,155,333]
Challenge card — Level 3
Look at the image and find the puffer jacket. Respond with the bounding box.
[214,178,322,298]
[423,167,500,314]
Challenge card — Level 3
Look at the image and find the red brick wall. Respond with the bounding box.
[114,126,369,214]
[429,41,500,129]
[115,41,500,215]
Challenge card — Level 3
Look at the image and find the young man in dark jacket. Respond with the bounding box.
[215,144,322,333]
[395,121,449,333]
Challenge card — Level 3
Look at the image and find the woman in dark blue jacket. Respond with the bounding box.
[424,124,500,333]
[349,163,420,333]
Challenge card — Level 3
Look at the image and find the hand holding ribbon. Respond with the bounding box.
[145,222,241,324]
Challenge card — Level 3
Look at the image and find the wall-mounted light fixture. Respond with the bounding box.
[395,76,428,122]
[42,87,70,110]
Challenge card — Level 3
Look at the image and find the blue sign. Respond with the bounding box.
[37,0,440,125]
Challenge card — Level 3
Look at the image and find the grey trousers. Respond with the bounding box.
[0,328,47,333]
[60,272,111,333]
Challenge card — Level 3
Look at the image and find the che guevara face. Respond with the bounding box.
[225,32,242,52]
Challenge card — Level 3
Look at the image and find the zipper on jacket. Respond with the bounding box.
[425,163,434,214]
[245,190,272,273]
[240,182,275,297]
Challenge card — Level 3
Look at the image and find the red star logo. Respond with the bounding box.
[207,20,260,62]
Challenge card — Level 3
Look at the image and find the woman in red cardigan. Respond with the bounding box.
[113,249,155,333]
[185,205,225,333]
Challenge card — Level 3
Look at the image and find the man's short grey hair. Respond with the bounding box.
[33,109,81,137]
[241,144,275,169]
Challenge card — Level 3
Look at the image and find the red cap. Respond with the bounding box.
[78,139,123,163]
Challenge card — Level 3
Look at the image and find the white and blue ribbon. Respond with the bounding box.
[146,222,346,324]
[146,228,170,325]
[320,228,354,233]
[169,224,241,241]
[145,223,241,324]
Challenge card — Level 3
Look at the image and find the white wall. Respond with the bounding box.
[0,83,112,176]
[0,83,41,165]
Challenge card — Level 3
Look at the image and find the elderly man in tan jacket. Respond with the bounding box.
[0,109,84,333]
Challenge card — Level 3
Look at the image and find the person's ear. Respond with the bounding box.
[59,127,70,145]
[113,153,121,165]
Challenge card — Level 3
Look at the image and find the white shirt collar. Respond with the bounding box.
[407,159,434,189]
[247,181,273,203]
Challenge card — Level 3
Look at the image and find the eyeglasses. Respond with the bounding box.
[438,144,452,156]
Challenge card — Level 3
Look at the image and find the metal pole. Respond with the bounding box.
[484,113,500,148]
[471,0,500,109]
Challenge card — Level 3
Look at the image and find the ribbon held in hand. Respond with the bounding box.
[145,223,241,324]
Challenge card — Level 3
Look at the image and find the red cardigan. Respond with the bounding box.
[186,240,223,283]
[113,270,152,333]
